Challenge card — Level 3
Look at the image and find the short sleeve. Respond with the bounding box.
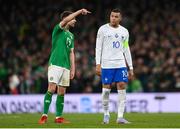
[58,23,64,31]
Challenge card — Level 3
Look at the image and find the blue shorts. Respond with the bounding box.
[101,67,128,85]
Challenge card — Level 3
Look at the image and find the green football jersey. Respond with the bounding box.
[49,24,74,70]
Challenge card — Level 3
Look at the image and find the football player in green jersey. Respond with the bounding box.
[39,8,91,124]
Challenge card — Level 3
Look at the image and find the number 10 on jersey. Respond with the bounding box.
[113,41,120,48]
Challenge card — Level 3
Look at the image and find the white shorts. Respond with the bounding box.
[48,65,70,87]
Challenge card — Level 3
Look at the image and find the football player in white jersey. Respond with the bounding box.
[95,8,134,124]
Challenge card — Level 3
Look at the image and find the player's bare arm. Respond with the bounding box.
[60,8,91,28]
[96,64,101,76]
[124,48,134,80]
[70,49,75,79]
[128,69,134,80]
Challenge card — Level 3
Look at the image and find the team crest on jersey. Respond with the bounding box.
[115,33,119,38]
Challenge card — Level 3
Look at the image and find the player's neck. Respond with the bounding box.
[109,23,119,28]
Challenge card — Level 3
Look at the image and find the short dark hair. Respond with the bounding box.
[60,11,73,20]
[111,8,121,14]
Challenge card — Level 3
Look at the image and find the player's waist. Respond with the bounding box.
[101,58,125,61]
[101,59,126,68]
[48,64,70,70]
[101,53,124,60]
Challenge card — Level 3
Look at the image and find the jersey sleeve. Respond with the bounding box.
[95,27,104,65]
[52,24,63,38]
[58,23,64,31]
[123,30,133,70]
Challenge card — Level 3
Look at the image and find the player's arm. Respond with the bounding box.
[60,9,91,28]
[70,48,75,79]
[95,27,103,76]
[123,31,134,80]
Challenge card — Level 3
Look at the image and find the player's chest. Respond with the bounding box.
[103,30,126,42]
[103,30,126,49]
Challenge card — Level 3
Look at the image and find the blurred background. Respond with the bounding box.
[0,0,180,95]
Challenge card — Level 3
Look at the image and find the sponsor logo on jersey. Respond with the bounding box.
[70,35,73,39]
[66,37,72,48]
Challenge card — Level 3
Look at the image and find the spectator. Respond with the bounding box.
[0,0,179,94]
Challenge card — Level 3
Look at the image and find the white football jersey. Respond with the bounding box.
[96,23,133,69]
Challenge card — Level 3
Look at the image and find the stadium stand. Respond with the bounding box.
[0,0,179,94]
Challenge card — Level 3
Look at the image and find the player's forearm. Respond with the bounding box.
[61,10,82,27]
[124,47,133,70]
[65,10,81,22]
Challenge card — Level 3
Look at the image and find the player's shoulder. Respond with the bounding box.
[54,23,65,31]
[119,25,129,34]
[100,23,109,28]
[52,24,59,35]
[98,24,109,31]
[53,24,61,31]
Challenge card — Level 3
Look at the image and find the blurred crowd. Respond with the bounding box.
[0,0,179,94]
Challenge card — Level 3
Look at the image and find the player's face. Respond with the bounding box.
[68,19,76,27]
[110,12,121,27]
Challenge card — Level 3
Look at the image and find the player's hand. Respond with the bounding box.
[128,70,134,81]
[70,69,75,79]
[81,8,91,15]
[96,64,101,76]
